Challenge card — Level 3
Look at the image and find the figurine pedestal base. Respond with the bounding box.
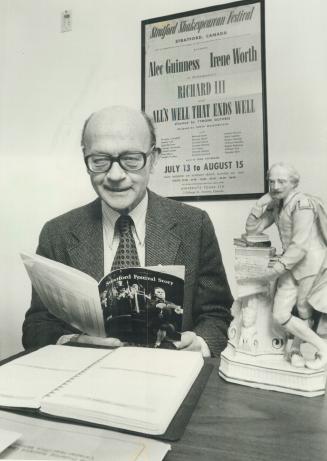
[219,343,327,397]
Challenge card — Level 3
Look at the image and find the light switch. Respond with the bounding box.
[61,10,72,33]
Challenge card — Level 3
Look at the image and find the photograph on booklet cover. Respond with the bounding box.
[99,267,184,346]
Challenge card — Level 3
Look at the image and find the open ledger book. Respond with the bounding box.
[21,252,185,347]
[0,345,203,436]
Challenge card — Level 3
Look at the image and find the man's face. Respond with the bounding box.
[154,288,165,300]
[83,107,158,213]
[268,166,296,201]
[131,284,139,293]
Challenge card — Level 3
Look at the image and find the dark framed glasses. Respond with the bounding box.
[84,146,156,173]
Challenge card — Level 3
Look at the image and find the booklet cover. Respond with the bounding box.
[21,253,185,348]
[99,267,184,347]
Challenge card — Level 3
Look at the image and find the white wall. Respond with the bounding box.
[1,0,326,359]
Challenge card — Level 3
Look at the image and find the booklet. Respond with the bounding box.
[21,252,185,348]
[0,345,203,437]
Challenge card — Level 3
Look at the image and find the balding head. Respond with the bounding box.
[81,106,156,153]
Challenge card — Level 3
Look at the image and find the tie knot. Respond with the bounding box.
[116,215,133,236]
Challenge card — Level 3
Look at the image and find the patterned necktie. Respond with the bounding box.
[111,215,140,271]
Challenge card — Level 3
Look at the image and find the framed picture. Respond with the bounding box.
[142,0,268,201]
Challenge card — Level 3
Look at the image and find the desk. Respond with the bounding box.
[1,354,326,461]
[167,359,327,461]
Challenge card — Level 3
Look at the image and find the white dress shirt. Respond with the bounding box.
[102,193,148,273]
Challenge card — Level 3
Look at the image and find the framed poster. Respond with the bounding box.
[142,0,268,201]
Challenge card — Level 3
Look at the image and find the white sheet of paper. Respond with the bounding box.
[0,428,21,455]
[20,252,106,337]
[0,410,170,461]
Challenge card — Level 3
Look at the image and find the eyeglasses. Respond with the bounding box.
[84,146,156,173]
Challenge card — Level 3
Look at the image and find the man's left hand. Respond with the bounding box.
[257,263,285,282]
[173,331,203,353]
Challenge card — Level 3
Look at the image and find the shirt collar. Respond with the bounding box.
[101,192,148,246]
[129,192,148,245]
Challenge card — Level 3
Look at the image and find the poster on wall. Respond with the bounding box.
[142,0,268,201]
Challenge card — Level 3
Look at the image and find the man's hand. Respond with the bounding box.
[257,192,274,207]
[254,261,286,282]
[76,335,125,347]
[254,267,280,283]
[155,302,166,309]
[63,334,125,348]
[173,331,203,353]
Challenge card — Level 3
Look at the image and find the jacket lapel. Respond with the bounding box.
[145,191,182,266]
[67,199,104,282]
[66,192,181,278]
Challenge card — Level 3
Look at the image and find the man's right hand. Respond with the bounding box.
[75,335,125,347]
[257,192,274,207]
[58,334,125,347]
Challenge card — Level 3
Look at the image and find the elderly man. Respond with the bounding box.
[246,162,327,369]
[150,287,180,310]
[22,106,233,357]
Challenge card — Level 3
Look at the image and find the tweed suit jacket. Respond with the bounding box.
[22,190,233,356]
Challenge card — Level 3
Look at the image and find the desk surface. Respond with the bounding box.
[167,359,327,461]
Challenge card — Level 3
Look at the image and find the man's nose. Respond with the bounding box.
[105,161,127,181]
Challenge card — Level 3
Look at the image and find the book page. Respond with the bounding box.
[0,346,111,409]
[21,252,106,337]
[0,410,170,461]
[40,347,203,435]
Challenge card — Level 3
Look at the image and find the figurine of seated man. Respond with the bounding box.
[246,162,327,370]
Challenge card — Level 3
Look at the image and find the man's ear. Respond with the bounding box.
[83,152,91,175]
[150,147,161,173]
